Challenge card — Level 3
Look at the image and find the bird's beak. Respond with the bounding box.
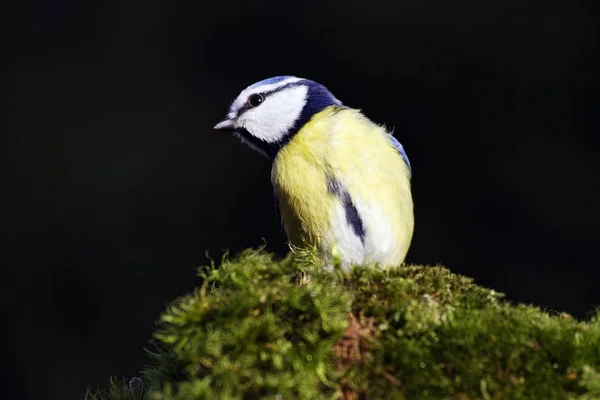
[213,119,235,131]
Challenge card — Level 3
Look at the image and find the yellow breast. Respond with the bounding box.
[272,106,414,267]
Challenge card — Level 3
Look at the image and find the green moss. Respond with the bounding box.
[87,248,600,399]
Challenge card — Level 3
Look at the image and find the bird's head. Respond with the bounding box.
[214,76,342,159]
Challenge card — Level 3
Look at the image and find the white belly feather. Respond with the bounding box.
[322,195,406,269]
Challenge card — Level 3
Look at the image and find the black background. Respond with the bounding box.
[2,0,599,399]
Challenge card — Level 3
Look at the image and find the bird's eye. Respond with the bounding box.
[247,93,264,108]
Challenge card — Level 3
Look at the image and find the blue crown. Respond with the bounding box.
[247,76,295,90]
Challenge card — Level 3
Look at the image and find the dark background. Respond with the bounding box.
[2,0,599,399]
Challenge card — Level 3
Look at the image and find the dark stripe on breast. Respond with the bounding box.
[327,176,366,243]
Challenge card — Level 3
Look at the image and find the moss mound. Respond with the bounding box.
[87,248,600,399]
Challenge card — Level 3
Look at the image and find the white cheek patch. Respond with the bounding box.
[230,77,304,115]
[239,85,308,143]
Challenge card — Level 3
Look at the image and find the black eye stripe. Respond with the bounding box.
[236,81,306,116]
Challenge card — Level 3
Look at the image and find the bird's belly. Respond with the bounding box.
[276,184,413,269]
[324,197,411,268]
[270,113,414,268]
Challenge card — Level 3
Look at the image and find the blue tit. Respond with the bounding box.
[214,76,414,268]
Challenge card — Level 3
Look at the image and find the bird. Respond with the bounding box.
[214,76,414,269]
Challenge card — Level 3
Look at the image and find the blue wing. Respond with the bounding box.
[388,135,412,179]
